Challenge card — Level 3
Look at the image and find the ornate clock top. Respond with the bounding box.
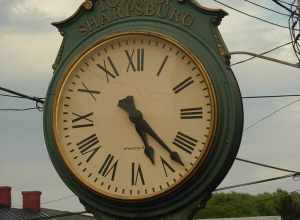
[52,0,227,29]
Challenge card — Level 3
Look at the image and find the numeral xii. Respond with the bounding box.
[125,48,144,72]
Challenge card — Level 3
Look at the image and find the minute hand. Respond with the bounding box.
[139,119,184,166]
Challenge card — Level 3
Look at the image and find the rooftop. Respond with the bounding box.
[199,217,281,220]
[0,208,94,220]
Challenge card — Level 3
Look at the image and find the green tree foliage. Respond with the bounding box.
[275,190,300,220]
[195,190,300,219]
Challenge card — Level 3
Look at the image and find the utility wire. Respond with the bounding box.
[0,86,44,112]
[272,0,300,15]
[213,0,297,30]
[245,97,300,131]
[42,195,76,205]
[236,157,299,173]
[243,94,300,99]
[0,86,44,104]
[244,0,290,16]
[230,51,300,68]
[28,211,89,220]
[0,107,39,112]
[231,41,293,66]
[215,173,300,192]
[278,0,298,7]
[0,93,23,99]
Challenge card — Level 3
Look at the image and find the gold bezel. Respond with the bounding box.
[52,31,217,201]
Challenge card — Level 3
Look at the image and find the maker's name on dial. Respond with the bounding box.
[123,146,144,151]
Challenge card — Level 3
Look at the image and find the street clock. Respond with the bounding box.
[44,0,244,219]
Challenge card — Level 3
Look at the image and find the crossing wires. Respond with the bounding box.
[0,86,44,112]
[213,0,300,66]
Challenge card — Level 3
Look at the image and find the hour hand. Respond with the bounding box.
[135,126,155,164]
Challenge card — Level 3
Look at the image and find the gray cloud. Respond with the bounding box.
[0,0,51,33]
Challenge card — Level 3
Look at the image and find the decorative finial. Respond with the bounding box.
[83,0,93,10]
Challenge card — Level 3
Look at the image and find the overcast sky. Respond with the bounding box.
[0,0,299,212]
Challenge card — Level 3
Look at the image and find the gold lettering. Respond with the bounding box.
[105,0,122,8]
[145,2,157,16]
[101,14,112,26]
[125,0,136,17]
[78,0,195,34]
[182,14,194,26]
[79,24,90,34]
[95,0,108,11]
[156,3,168,18]
[86,16,100,30]
[112,6,123,19]
[168,8,182,23]
[135,0,145,16]
[157,0,169,6]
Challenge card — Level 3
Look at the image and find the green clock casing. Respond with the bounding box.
[44,0,244,219]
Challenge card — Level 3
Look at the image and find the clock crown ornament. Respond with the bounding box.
[44,0,244,219]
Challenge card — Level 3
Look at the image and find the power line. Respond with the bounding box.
[0,107,39,112]
[28,211,89,220]
[0,86,44,104]
[229,51,300,68]
[236,157,299,173]
[245,97,300,131]
[243,94,300,99]
[288,3,300,63]
[0,86,44,112]
[272,0,300,15]
[0,93,23,99]
[213,0,296,30]
[244,0,290,16]
[215,173,300,192]
[278,0,298,7]
[42,195,76,205]
[231,41,293,66]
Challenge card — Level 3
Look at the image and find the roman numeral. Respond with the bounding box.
[72,112,94,128]
[77,134,101,163]
[161,157,175,177]
[131,163,145,186]
[78,82,100,101]
[173,132,198,154]
[156,56,169,76]
[173,77,194,94]
[181,107,203,119]
[98,154,118,181]
[125,48,144,72]
[97,56,119,83]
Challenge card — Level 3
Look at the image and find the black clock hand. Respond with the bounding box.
[119,96,184,166]
[139,119,184,166]
[119,96,155,164]
[135,125,155,164]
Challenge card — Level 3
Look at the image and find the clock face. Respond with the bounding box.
[53,32,217,200]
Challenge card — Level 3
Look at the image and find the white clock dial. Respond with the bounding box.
[53,33,216,200]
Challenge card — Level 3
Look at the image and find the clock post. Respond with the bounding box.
[44,0,244,219]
